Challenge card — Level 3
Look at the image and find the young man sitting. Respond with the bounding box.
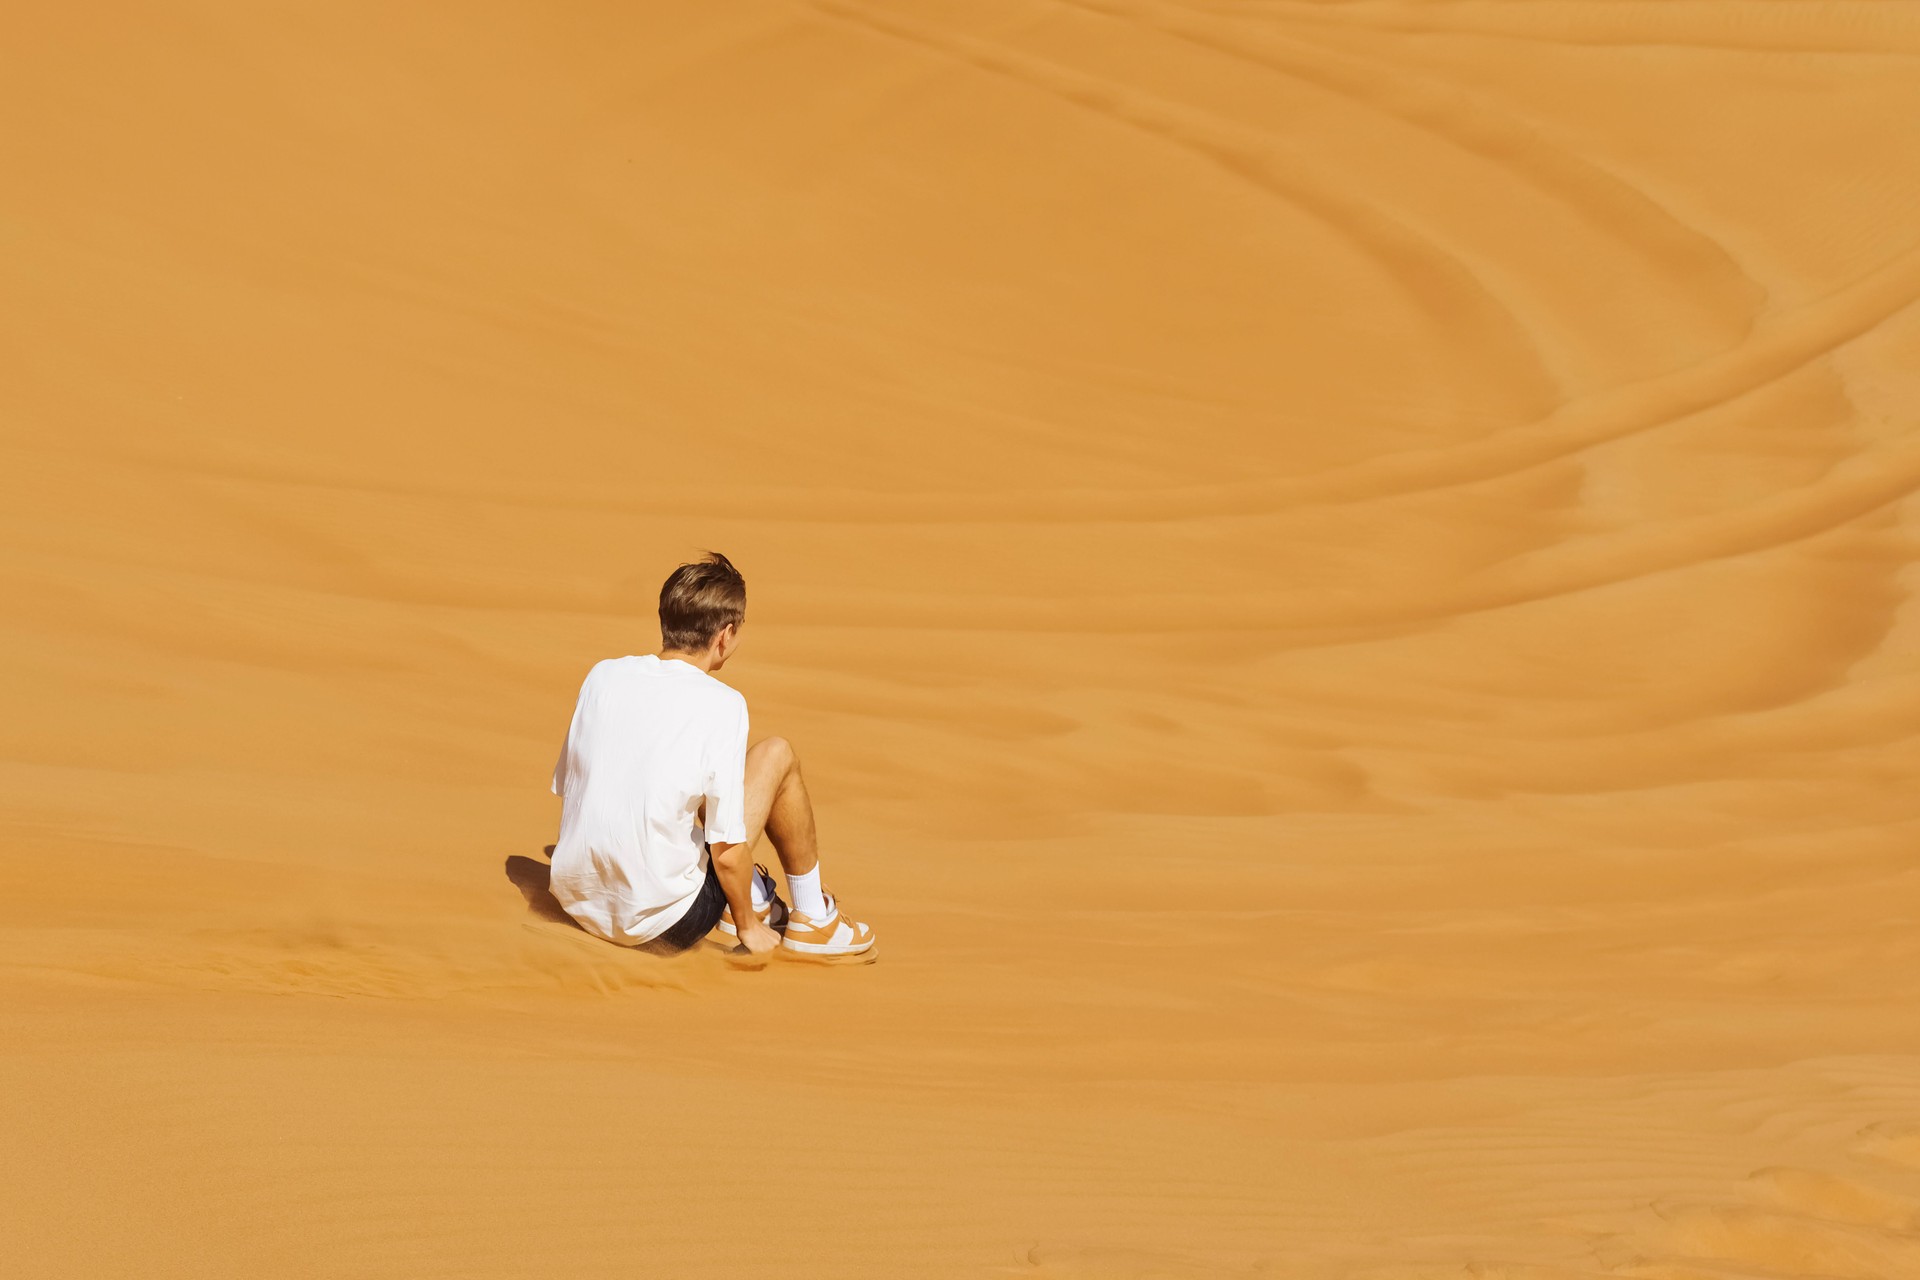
[547,551,875,960]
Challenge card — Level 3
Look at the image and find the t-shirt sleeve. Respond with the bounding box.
[703,697,750,845]
[551,674,588,797]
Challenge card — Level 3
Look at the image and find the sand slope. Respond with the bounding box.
[5,2,1920,1276]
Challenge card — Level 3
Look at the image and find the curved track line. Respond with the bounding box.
[1198,0,1920,60]
[807,0,1564,410]
[1056,0,1764,335]
[135,237,1920,534]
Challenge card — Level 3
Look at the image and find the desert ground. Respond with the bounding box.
[5,2,1920,1277]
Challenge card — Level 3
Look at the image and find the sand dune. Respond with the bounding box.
[5,2,1920,1276]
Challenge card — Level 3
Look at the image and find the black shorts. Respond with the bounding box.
[641,850,726,955]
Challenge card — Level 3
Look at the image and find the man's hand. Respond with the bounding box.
[736,919,782,955]
[710,839,779,957]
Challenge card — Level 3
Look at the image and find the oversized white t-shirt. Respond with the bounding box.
[548,655,750,945]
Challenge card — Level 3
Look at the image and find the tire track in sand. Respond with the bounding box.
[807,0,1564,415]
[1054,0,1763,346]
[136,235,1920,537]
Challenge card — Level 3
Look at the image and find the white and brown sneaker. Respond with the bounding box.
[779,891,875,961]
[715,864,789,940]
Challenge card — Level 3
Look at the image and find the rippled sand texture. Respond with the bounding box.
[6,2,1920,1277]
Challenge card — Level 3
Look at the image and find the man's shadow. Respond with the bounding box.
[504,845,583,929]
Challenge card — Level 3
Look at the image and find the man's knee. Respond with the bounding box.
[755,735,798,778]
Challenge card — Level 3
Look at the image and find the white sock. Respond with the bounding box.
[787,866,829,920]
[750,866,772,910]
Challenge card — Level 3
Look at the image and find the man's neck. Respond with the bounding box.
[658,648,715,673]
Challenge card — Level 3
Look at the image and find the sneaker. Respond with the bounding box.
[716,864,789,940]
[779,891,875,960]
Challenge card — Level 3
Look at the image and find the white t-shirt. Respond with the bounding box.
[548,655,750,945]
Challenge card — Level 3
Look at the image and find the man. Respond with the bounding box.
[547,551,875,960]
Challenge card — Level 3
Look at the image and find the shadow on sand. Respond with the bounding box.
[504,845,582,930]
[504,846,752,969]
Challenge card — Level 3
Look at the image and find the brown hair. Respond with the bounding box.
[658,551,746,651]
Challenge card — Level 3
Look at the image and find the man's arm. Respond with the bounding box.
[709,840,778,953]
[703,697,774,951]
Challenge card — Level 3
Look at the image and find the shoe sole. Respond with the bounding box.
[780,949,877,966]
[708,938,875,965]
[779,937,877,963]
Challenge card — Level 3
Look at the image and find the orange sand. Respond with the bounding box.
[6,3,1920,1277]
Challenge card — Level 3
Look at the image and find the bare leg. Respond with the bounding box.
[741,736,819,878]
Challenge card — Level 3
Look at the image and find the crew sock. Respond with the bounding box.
[750,866,772,910]
[787,866,829,920]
